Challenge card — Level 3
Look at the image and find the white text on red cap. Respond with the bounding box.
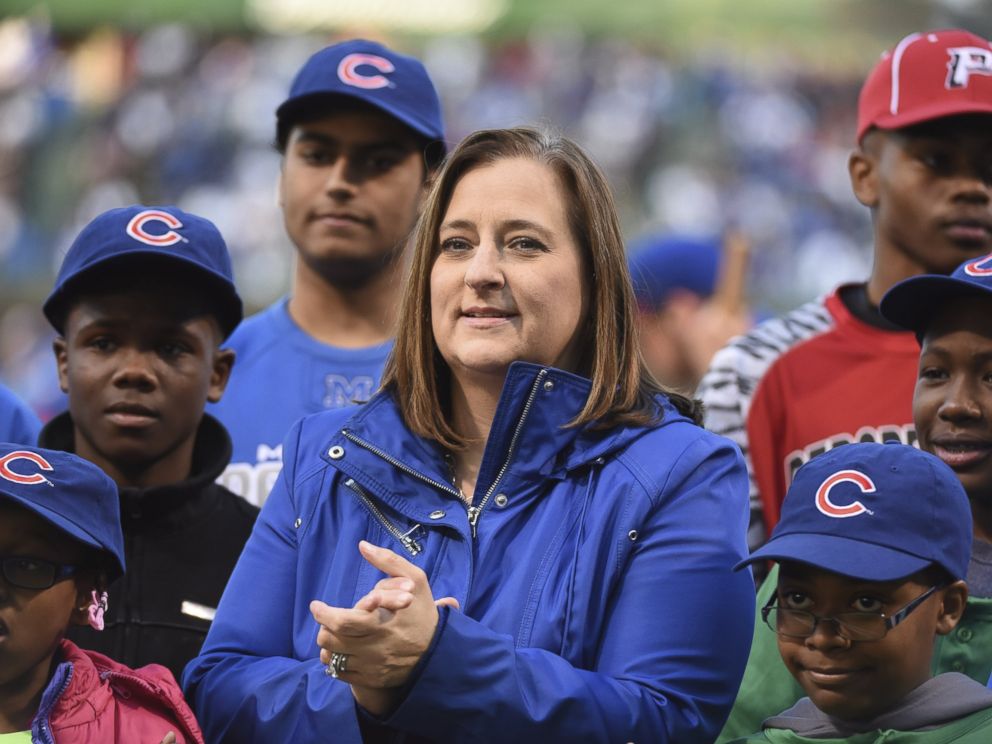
[947,47,992,89]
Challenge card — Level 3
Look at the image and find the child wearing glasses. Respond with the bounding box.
[729,441,992,742]
[0,443,203,742]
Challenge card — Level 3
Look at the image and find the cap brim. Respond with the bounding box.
[880,274,992,335]
[866,101,992,140]
[0,491,125,579]
[735,532,933,581]
[276,91,445,148]
[44,251,243,339]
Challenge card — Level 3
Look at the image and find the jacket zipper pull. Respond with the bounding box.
[399,524,425,556]
[467,506,481,538]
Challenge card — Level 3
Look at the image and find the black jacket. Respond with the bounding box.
[41,412,259,682]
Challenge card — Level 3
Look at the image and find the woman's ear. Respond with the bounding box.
[935,580,969,635]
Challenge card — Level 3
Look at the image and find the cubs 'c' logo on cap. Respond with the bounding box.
[964,254,992,277]
[126,209,187,247]
[337,53,395,90]
[815,469,876,519]
[0,451,54,487]
[946,47,992,89]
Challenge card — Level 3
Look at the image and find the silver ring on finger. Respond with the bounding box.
[325,651,349,679]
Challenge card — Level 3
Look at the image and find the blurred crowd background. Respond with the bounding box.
[1,0,990,419]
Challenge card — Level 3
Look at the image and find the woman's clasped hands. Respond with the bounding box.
[310,540,460,716]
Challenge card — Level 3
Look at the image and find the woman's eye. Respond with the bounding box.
[440,237,472,253]
[510,237,547,252]
[920,366,947,381]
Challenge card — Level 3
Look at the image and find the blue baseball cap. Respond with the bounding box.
[737,442,972,581]
[880,253,992,337]
[43,205,243,339]
[627,234,720,311]
[277,39,445,149]
[0,443,125,580]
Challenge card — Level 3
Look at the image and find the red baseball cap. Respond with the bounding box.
[857,29,992,142]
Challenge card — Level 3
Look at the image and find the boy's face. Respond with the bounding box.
[53,285,234,488]
[914,296,992,503]
[279,105,428,287]
[775,561,962,721]
[0,500,91,708]
[850,114,992,275]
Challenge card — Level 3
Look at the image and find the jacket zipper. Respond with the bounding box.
[343,477,424,556]
[341,368,548,539]
[38,665,73,744]
[341,430,463,499]
[467,369,547,537]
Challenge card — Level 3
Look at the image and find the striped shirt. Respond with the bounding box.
[698,285,920,549]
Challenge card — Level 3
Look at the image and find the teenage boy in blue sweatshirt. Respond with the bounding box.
[210,39,446,507]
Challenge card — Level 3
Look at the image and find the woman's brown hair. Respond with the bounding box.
[381,127,702,449]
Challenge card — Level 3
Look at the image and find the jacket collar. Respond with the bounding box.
[39,412,233,528]
[34,639,202,741]
[326,362,672,496]
[33,640,106,739]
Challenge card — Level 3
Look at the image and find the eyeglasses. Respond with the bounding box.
[1,555,82,590]
[761,584,944,642]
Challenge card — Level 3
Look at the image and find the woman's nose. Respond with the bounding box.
[463,244,504,291]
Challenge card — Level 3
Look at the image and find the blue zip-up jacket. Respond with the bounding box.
[183,363,755,743]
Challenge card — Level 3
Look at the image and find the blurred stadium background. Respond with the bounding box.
[0,0,989,417]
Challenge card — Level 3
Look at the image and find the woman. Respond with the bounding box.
[183,128,755,743]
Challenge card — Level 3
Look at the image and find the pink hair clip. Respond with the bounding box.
[88,590,109,631]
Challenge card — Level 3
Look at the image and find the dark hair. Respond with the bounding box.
[919,563,957,588]
[275,95,444,172]
[381,126,702,450]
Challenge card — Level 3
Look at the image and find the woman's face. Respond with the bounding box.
[430,157,590,382]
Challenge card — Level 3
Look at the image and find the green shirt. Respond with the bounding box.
[726,707,992,743]
[0,732,33,743]
[718,565,992,743]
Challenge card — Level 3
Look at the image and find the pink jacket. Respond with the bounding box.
[31,639,204,744]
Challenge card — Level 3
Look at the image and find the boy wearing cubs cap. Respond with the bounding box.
[729,442,992,742]
[0,443,203,742]
[883,253,992,682]
[211,39,446,507]
[699,28,992,553]
[718,252,992,741]
[40,205,259,682]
